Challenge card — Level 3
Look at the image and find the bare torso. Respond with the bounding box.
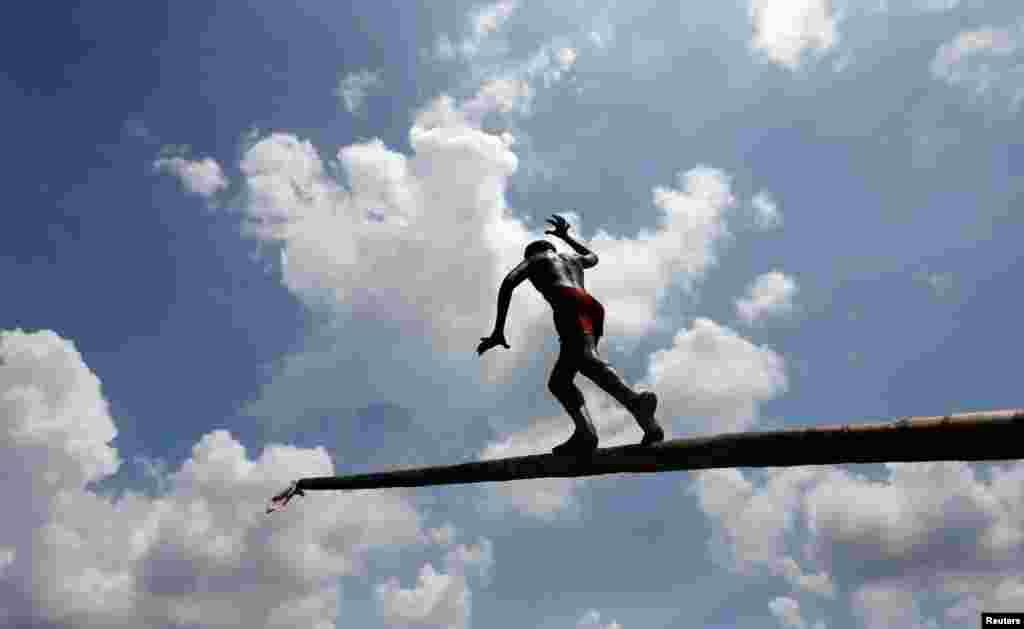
[528,252,586,302]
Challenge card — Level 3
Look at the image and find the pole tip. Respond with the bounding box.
[266,481,305,514]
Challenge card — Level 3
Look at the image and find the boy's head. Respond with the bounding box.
[524,240,556,259]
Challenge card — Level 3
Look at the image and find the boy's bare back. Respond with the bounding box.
[527,251,587,299]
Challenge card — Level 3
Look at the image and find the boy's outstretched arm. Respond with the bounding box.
[478,259,531,355]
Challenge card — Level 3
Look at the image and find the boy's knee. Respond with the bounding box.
[548,373,570,394]
[579,352,607,374]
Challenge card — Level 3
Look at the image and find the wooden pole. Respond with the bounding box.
[267,409,1024,511]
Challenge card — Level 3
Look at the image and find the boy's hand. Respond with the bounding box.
[545,214,571,239]
[477,332,510,355]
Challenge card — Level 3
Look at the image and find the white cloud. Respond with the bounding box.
[584,166,736,338]
[375,563,471,629]
[0,328,423,628]
[644,318,787,435]
[577,609,623,629]
[735,271,798,325]
[693,459,1024,626]
[768,596,806,629]
[0,329,120,493]
[751,191,782,229]
[153,153,229,199]
[749,0,839,69]
[237,97,529,356]
[931,24,1024,109]
[335,69,382,115]
[693,467,822,575]
[747,0,965,70]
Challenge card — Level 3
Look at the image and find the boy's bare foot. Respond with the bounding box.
[632,392,664,446]
[552,431,599,456]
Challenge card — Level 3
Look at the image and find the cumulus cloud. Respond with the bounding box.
[576,609,623,629]
[693,460,1024,626]
[235,97,537,371]
[374,537,491,629]
[693,467,823,575]
[643,318,787,435]
[153,152,229,199]
[931,23,1024,109]
[0,328,423,628]
[375,563,471,629]
[586,167,736,338]
[749,0,839,69]
[735,271,798,325]
[335,69,382,115]
[747,0,966,69]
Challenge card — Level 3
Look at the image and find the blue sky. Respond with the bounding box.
[2,1,1023,628]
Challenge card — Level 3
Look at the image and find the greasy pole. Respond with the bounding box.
[267,409,1024,512]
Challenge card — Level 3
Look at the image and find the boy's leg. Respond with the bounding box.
[549,343,599,454]
[579,335,664,446]
[578,335,639,408]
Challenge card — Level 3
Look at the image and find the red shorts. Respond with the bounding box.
[548,286,605,341]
